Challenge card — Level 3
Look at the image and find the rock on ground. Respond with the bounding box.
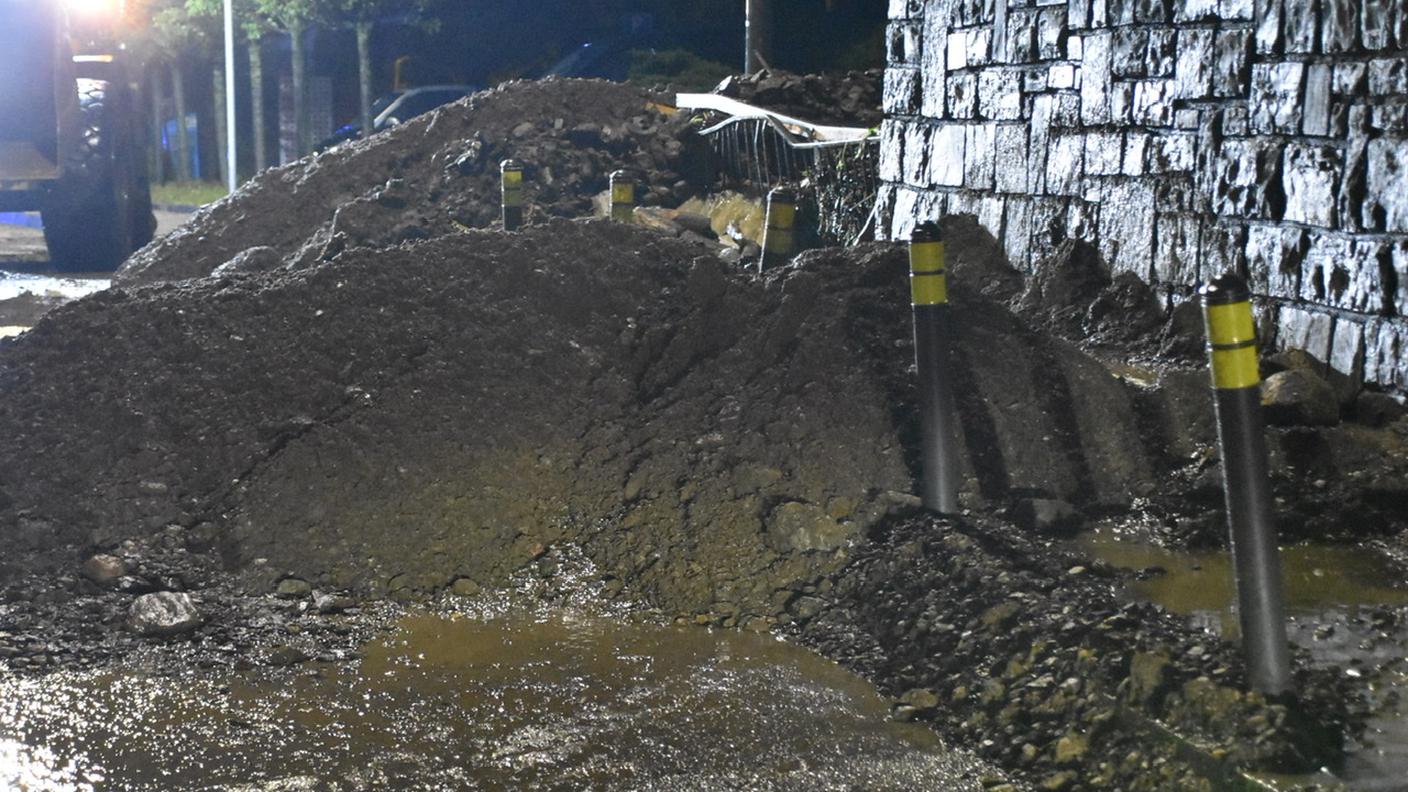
[1262,368,1341,426]
[127,591,202,637]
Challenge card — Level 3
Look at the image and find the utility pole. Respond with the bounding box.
[223,0,237,192]
[745,0,771,72]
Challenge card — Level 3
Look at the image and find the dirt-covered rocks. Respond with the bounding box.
[798,515,1358,790]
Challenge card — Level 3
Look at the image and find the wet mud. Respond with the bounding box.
[1,598,1002,791]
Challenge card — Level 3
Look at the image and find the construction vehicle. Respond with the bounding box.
[0,0,155,271]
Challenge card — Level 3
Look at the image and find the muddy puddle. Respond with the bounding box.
[0,606,996,791]
[1079,527,1408,790]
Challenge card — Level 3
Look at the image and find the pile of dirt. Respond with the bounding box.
[2,221,1164,604]
[712,69,883,127]
[1015,238,1191,358]
[116,73,886,291]
[0,217,1383,787]
[117,79,708,287]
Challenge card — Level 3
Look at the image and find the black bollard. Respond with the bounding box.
[500,159,525,231]
[758,186,796,272]
[910,222,961,514]
[1202,273,1291,696]
[610,170,636,223]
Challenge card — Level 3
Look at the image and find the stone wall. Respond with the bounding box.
[879,0,1408,394]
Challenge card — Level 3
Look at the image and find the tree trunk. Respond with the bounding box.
[212,62,227,186]
[148,65,165,184]
[249,36,267,172]
[171,60,192,182]
[290,21,308,157]
[356,21,374,138]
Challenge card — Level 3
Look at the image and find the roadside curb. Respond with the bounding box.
[153,203,201,214]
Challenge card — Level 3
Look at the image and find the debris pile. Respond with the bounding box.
[118,79,707,286]
[712,69,884,127]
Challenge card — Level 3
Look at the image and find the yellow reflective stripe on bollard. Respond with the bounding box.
[501,169,524,206]
[1211,346,1260,389]
[910,241,945,274]
[764,202,796,253]
[1206,300,1260,390]
[612,182,635,204]
[1206,301,1256,347]
[911,272,948,305]
[910,240,947,306]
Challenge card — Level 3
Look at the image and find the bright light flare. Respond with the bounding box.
[63,0,121,20]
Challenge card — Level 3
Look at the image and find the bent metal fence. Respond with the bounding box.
[675,93,880,245]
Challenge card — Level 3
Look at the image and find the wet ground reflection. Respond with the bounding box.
[0,606,998,791]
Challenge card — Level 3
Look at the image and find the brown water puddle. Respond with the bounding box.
[1079,528,1408,790]
[0,607,998,791]
[1078,530,1408,630]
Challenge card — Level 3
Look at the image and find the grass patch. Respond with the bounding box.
[151,181,229,208]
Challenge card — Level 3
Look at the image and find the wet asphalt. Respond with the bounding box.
[0,210,188,332]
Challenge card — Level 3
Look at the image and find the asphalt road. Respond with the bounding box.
[0,210,189,334]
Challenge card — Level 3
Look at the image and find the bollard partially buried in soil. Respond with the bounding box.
[758,186,796,272]
[909,222,961,514]
[610,170,636,223]
[1202,273,1291,696]
[500,159,525,231]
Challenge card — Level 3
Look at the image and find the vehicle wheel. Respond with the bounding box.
[41,78,148,272]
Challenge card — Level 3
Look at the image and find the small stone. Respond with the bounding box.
[313,593,356,614]
[1125,651,1173,707]
[766,501,854,553]
[1055,732,1089,764]
[981,600,1022,629]
[275,578,313,599]
[267,645,311,667]
[1261,369,1340,426]
[128,592,202,637]
[899,687,941,713]
[1013,498,1082,536]
[790,596,825,620]
[82,554,128,585]
[445,577,481,598]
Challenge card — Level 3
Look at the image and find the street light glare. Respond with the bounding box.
[64,0,120,19]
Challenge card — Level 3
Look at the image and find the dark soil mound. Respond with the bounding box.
[117,80,705,287]
[5,221,1156,605]
[0,219,1364,788]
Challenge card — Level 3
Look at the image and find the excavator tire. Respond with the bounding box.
[42,78,153,272]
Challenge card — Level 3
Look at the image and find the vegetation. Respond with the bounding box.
[151,180,230,207]
[627,49,734,92]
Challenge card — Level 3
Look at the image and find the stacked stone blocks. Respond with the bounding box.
[880,0,1408,394]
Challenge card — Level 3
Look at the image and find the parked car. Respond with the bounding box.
[544,40,640,82]
[320,85,476,149]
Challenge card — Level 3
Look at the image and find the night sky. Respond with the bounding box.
[312,0,886,97]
